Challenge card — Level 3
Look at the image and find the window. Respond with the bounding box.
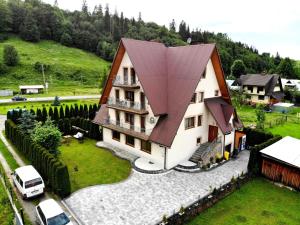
[198,92,204,102]
[202,68,206,78]
[185,117,195,129]
[197,115,203,126]
[130,68,136,84]
[37,206,47,225]
[112,130,120,141]
[123,67,128,83]
[258,95,265,100]
[126,135,135,147]
[196,137,202,146]
[248,86,253,93]
[190,93,197,103]
[115,89,120,101]
[25,178,43,189]
[214,90,219,96]
[257,87,264,93]
[125,113,134,125]
[141,140,151,153]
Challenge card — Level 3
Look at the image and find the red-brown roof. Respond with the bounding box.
[97,38,233,147]
[204,97,234,134]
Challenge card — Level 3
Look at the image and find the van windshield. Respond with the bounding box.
[47,213,70,225]
[25,178,43,189]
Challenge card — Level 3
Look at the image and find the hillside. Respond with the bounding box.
[0,37,110,96]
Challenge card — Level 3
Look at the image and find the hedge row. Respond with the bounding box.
[243,127,274,147]
[57,117,102,140]
[5,119,71,197]
[247,135,282,176]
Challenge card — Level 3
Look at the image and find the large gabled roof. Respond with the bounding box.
[97,38,232,147]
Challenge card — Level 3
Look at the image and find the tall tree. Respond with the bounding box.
[277,57,296,78]
[169,19,176,32]
[3,45,19,66]
[20,12,40,42]
[0,0,11,33]
[231,59,246,78]
[104,4,110,33]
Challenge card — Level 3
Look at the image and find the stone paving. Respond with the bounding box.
[64,150,250,225]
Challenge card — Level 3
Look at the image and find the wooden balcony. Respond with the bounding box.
[113,76,140,89]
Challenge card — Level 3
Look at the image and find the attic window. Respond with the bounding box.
[190,93,197,103]
[214,90,219,96]
[202,68,206,78]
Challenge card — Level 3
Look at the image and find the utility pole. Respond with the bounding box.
[41,64,48,94]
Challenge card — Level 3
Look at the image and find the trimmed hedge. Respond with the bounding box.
[243,127,274,147]
[5,119,71,197]
[247,134,282,176]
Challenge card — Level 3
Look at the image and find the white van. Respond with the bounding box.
[12,165,45,199]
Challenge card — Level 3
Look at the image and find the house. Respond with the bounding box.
[19,85,44,94]
[234,74,284,104]
[226,79,240,91]
[281,78,300,91]
[261,136,300,190]
[94,38,244,169]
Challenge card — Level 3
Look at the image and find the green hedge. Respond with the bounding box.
[5,119,71,197]
[243,127,274,147]
[247,135,282,176]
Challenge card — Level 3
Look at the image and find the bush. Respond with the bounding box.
[0,63,8,74]
[60,32,73,46]
[3,45,19,66]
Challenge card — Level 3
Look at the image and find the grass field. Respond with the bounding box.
[0,138,19,170]
[188,178,300,225]
[59,138,131,193]
[0,36,110,96]
[0,99,98,115]
[0,179,14,225]
[236,105,300,138]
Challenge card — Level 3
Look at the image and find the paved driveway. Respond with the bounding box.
[64,150,250,225]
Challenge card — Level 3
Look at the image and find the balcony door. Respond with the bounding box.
[140,92,145,110]
[130,68,136,84]
[125,91,135,107]
[140,116,145,133]
[115,89,120,103]
[125,113,134,130]
[115,110,120,125]
[123,67,128,84]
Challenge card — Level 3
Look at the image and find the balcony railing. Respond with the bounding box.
[107,97,146,112]
[104,118,153,136]
[113,76,139,87]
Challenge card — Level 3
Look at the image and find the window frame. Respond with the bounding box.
[112,130,120,141]
[198,92,204,103]
[196,137,202,146]
[141,140,151,154]
[190,93,197,103]
[258,95,265,100]
[248,86,253,93]
[197,115,203,126]
[257,86,264,93]
[185,117,195,130]
[125,135,135,147]
[214,90,219,96]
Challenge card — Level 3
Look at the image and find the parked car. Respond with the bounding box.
[36,199,73,225]
[11,96,27,101]
[12,165,45,199]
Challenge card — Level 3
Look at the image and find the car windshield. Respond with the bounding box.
[47,213,70,225]
[25,178,43,189]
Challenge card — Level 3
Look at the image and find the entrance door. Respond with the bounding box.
[208,125,218,142]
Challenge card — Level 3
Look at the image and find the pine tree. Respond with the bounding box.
[83,104,88,119]
[88,104,94,120]
[169,19,176,32]
[53,107,59,121]
[70,105,75,118]
[36,108,42,121]
[42,107,48,122]
[104,4,110,32]
[74,104,79,117]
[79,105,84,117]
[65,105,70,118]
[20,12,40,42]
[59,106,64,119]
[48,107,54,120]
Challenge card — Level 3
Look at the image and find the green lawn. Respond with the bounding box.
[0,99,98,115]
[0,36,109,97]
[236,105,300,138]
[59,138,131,193]
[0,138,19,170]
[188,178,300,225]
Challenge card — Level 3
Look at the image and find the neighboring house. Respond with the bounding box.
[226,79,240,91]
[94,38,244,169]
[261,136,300,190]
[19,85,44,94]
[281,78,300,91]
[234,74,284,104]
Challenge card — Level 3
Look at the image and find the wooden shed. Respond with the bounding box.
[260,136,300,190]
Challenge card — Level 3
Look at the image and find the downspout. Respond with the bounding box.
[223,134,225,156]
[164,147,167,170]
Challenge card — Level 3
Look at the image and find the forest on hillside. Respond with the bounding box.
[0,0,299,79]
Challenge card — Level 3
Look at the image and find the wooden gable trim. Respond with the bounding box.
[99,42,126,104]
[211,47,231,104]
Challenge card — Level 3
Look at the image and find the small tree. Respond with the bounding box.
[17,111,36,134]
[231,59,246,78]
[52,96,60,106]
[255,105,266,129]
[59,106,64,119]
[31,117,62,156]
[3,45,19,66]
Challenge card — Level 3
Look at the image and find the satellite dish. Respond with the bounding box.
[150,117,155,124]
[187,37,192,45]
